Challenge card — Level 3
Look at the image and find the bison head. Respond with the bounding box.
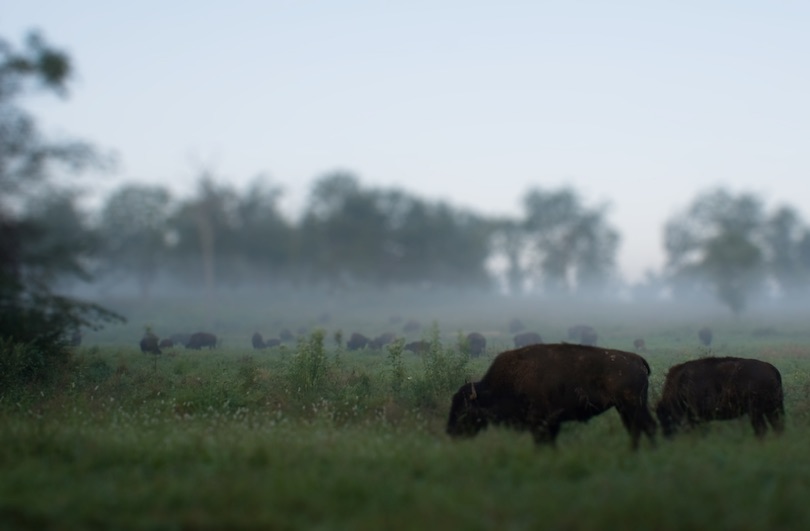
[446,382,489,438]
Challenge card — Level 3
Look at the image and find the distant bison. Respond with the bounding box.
[159,338,174,349]
[404,340,431,354]
[465,332,487,358]
[446,343,657,449]
[140,331,161,355]
[568,324,598,346]
[370,332,397,349]
[186,332,217,350]
[656,357,784,438]
[513,331,543,348]
[698,327,713,347]
[633,338,646,351]
[347,332,370,351]
[252,332,266,350]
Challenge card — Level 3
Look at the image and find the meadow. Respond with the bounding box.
[3,290,810,530]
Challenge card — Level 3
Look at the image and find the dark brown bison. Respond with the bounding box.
[446,343,657,449]
[698,327,713,347]
[347,332,370,350]
[186,332,217,350]
[656,357,784,438]
[513,331,543,348]
[159,338,174,349]
[140,331,161,355]
[404,340,431,354]
[568,324,598,346]
[508,318,525,334]
[370,332,397,349]
[252,332,266,349]
[465,332,486,358]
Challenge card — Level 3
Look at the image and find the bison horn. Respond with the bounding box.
[469,382,477,400]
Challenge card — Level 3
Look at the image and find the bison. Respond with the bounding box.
[513,331,543,348]
[633,338,646,352]
[347,332,370,351]
[465,332,487,358]
[446,343,657,449]
[252,332,266,349]
[404,340,431,354]
[370,332,397,349]
[140,331,161,355]
[656,357,784,438]
[186,332,217,350]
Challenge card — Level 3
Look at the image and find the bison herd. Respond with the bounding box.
[447,342,785,449]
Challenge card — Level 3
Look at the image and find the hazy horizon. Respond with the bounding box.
[3,2,809,283]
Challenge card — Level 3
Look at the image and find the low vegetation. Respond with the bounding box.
[3,310,810,530]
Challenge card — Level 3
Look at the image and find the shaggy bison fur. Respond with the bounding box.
[186,332,217,350]
[513,332,543,348]
[656,356,784,438]
[446,343,657,449]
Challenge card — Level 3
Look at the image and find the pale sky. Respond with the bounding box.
[3,1,809,283]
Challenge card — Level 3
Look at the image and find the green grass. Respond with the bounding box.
[4,296,810,530]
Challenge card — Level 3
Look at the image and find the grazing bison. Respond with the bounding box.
[370,332,397,349]
[140,331,161,355]
[186,332,217,350]
[404,340,431,354]
[446,343,657,449]
[656,357,784,438]
[568,324,598,346]
[465,332,487,358]
[159,338,174,349]
[251,332,266,350]
[347,332,370,351]
[514,331,543,348]
[698,327,713,347]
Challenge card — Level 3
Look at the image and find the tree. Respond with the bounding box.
[761,206,810,299]
[521,187,619,294]
[98,184,172,298]
[0,31,123,385]
[663,189,767,315]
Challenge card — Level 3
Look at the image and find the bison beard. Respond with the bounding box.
[656,356,784,438]
[446,343,657,449]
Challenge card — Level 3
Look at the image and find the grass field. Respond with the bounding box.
[3,292,810,530]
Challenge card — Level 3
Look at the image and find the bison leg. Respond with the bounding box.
[750,412,769,438]
[618,408,657,450]
[766,408,785,434]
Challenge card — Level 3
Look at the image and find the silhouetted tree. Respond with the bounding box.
[664,189,767,315]
[0,31,123,386]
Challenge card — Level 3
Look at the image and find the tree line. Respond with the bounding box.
[5,28,810,360]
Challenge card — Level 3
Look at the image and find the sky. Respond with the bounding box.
[2,1,809,283]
